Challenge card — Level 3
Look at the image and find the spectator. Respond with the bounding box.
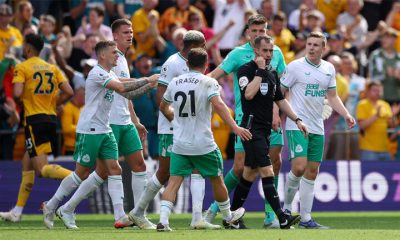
[258,0,275,22]
[158,0,206,37]
[334,51,365,159]
[385,1,400,52]
[288,0,325,32]
[323,31,345,60]
[269,11,296,63]
[69,0,110,33]
[316,0,346,32]
[336,0,368,51]
[361,0,393,31]
[390,116,400,160]
[74,6,113,42]
[131,0,159,59]
[61,86,85,155]
[156,26,187,65]
[340,52,366,121]
[186,10,231,67]
[55,25,73,60]
[12,1,39,34]
[103,0,124,24]
[118,0,143,19]
[0,57,19,160]
[212,0,251,55]
[293,31,308,59]
[279,0,300,17]
[385,2,400,31]
[368,28,400,105]
[192,0,215,27]
[39,15,57,44]
[131,54,159,159]
[155,0,175,15]
[303,9,324,33]
[0,4,23,61]
[67,33,100,72]
[357,81,400,161]
[325,55,349,157]
[327,55,349,103]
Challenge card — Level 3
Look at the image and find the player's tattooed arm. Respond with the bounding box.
[120,84,153,100]
[121,74,159,92]
[122,79,149,91]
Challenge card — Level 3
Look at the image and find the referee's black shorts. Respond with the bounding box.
[242,130,272,169]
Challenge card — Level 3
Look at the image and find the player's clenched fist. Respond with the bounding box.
[148,74,159,87]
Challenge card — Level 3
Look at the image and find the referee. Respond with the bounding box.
[230,35,308,229]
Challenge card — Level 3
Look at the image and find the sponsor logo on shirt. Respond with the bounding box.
[305,84,326,97]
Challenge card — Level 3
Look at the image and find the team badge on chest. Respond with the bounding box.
[260,83,269,95]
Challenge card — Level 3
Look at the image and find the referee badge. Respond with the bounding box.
[260,83,268,95]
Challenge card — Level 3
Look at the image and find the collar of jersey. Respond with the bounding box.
[189,70,201,74]
[305,57,321,68]
[97,63,110,72]
[116,49,124,56]
[177,52,187,61]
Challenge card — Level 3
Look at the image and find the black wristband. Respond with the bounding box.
[295,118,302,123]
[255,68,268,77]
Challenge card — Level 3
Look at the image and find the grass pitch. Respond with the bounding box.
[1,212,400,240]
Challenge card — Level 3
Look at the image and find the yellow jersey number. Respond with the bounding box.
[33,71,54,94]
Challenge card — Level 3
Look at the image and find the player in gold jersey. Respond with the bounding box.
[0,34,74,222]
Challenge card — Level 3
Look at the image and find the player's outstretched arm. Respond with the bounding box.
[210,95,252,141]
[119,84,154,100]
[107,74,159,93]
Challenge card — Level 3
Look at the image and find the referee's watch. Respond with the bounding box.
[295,118,302,124]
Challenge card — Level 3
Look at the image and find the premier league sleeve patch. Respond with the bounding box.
[239,76,249,90]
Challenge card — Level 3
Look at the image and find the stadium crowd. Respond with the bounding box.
[1,0,400,162]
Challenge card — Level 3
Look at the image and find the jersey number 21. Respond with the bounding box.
[174,90,196,117]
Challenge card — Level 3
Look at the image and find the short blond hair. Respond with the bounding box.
[307,31,327,47]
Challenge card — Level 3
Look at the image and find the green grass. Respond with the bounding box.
[1,212,400,240]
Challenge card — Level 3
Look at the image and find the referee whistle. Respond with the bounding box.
[246,114,254,129]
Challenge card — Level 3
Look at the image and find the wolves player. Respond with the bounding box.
[0,34,73,223]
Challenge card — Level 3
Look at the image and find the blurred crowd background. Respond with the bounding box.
[1,0,400,162]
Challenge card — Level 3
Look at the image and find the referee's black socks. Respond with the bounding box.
[261,176,284,218]
[231,177,253,211]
